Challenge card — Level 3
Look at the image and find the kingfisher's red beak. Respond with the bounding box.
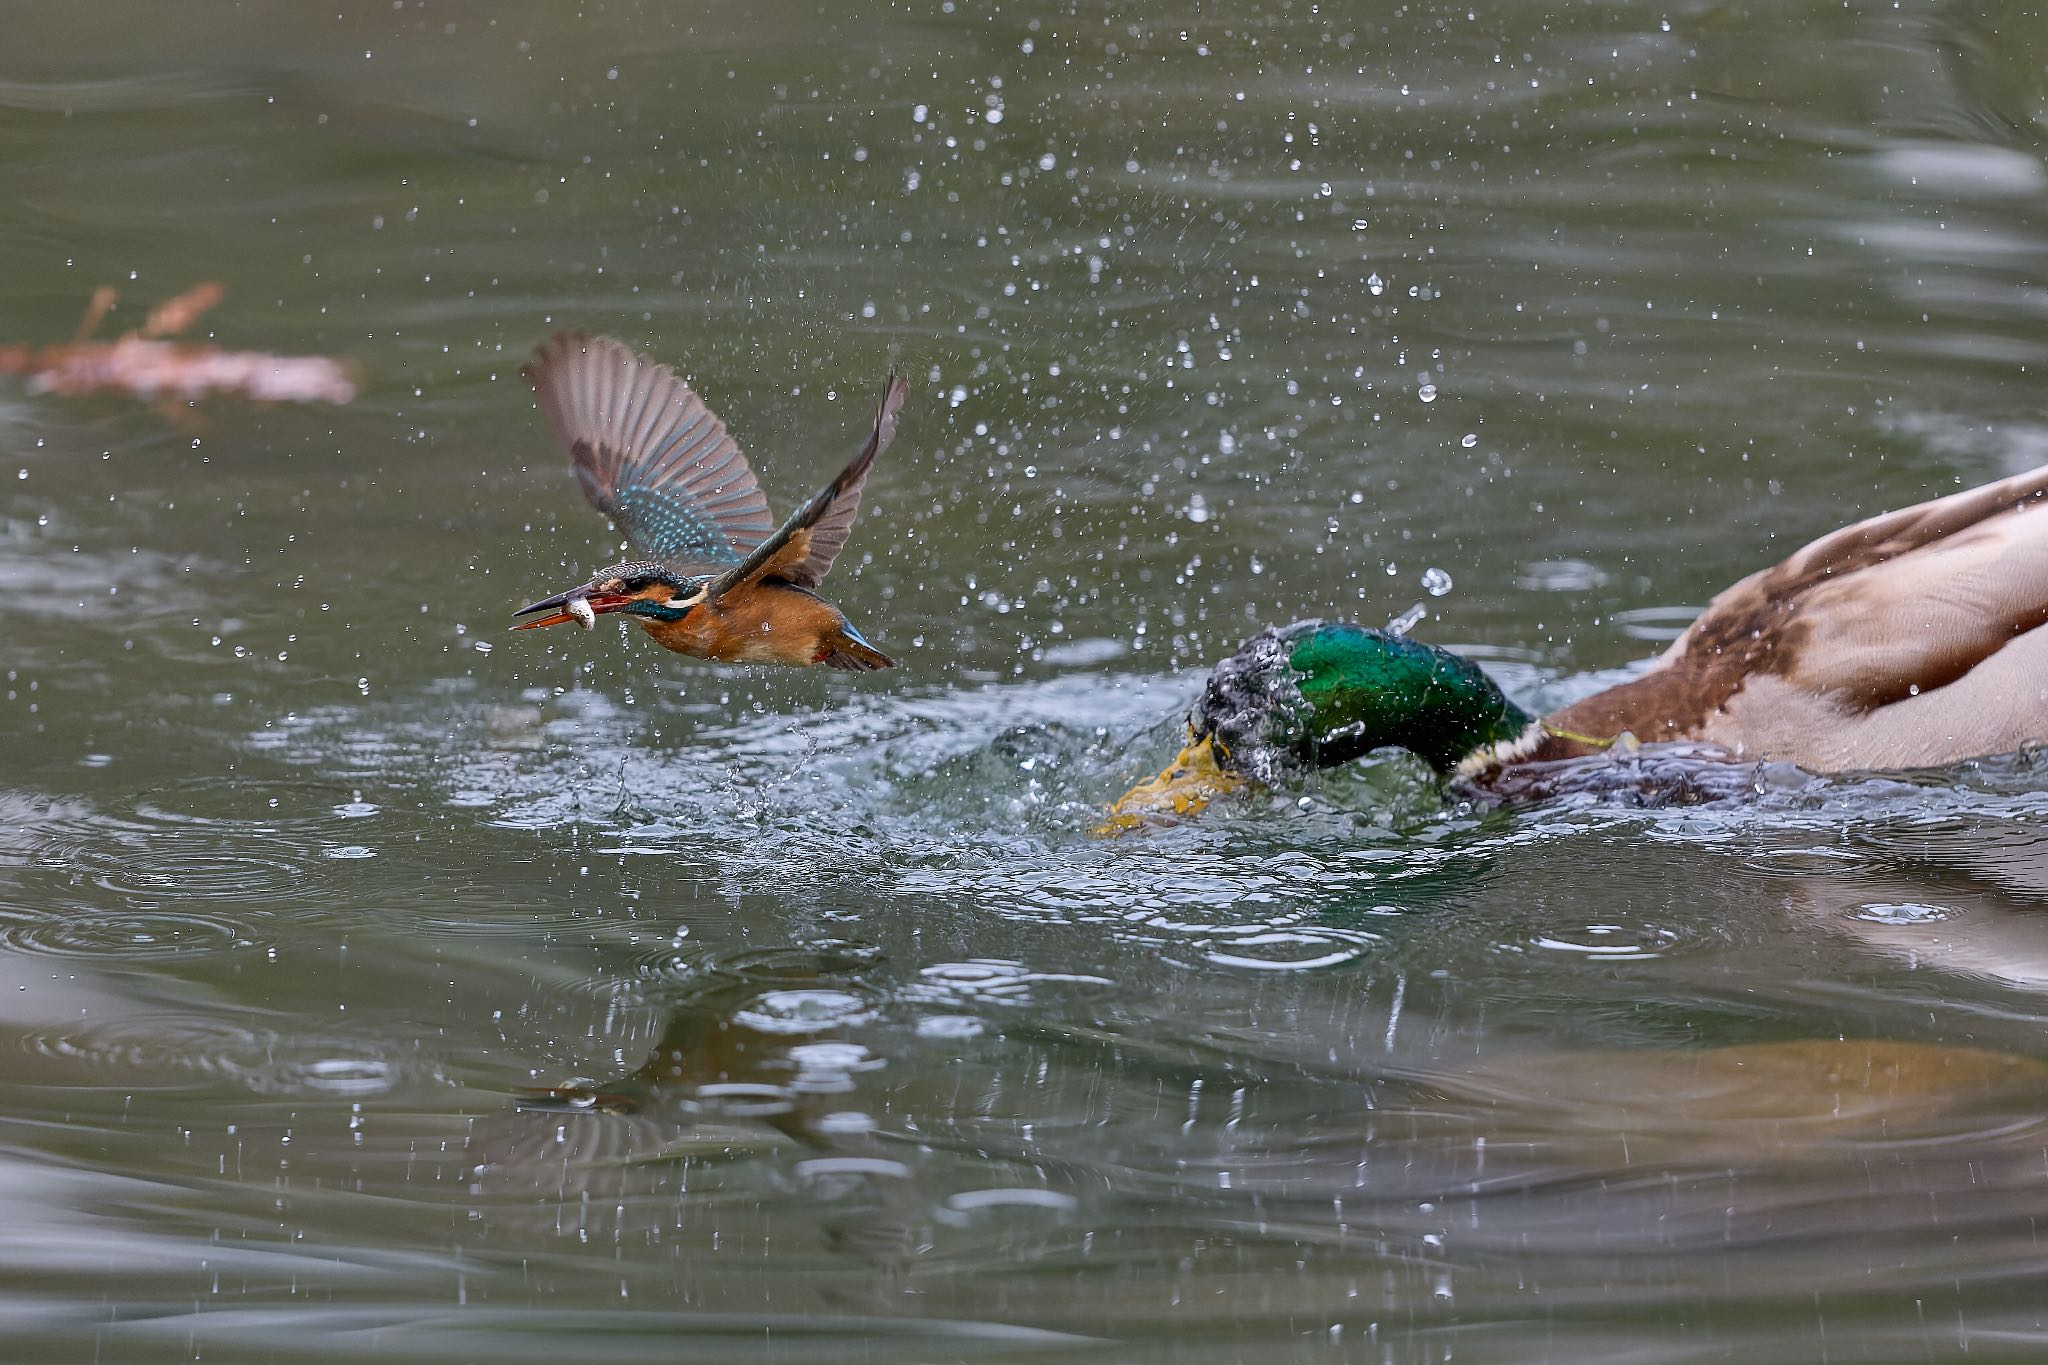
[511,584,636,630]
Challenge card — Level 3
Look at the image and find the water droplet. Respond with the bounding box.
[1461,433,1478,448]
[1366,272,1384,296]
[1417,383,1438,403]
[1386,602,1428,636]
[1421,567,1453,597]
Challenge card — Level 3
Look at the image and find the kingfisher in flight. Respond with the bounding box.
[512,332,906,671]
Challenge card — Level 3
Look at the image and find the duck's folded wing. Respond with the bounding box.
[1774,500,2048,708]
[1548,466,2048,768]
[1587,466,2048,768]
[522,332,775,568]
[1681,467,2048,707]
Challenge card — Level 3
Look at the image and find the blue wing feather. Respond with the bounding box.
[524,334,776,572]
[612,485,740,566]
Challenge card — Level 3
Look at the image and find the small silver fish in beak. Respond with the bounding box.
[567,595,596,630]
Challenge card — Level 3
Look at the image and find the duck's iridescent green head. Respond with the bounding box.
[1101,621,1536,832]
[1195,621,1535,778]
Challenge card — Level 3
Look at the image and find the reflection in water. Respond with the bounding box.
[13,661,2048,1357]
[7,0,2048,1358]
[455,930,2048,1363]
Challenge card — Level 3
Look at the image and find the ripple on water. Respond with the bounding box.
[517,938,892,1049]
[124,775,363,827]
[1523,922,1686,962]
[73,836,316,907]
[1847,901,1961,925]
[1608,605,1703,643]
[0,779,401,962]
[0,906,254,961]
[732,989,877,1035]
[628,939,886,987]
[1202,926,1381,971]
[3,779,376,934]
[1743,845,1873,878]
[905,959,1115,1010]
[18,1012,402,1097]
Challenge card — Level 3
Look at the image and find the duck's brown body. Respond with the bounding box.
[1528,463,2048,772]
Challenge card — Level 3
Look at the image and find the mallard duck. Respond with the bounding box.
[1105,464,2048,826]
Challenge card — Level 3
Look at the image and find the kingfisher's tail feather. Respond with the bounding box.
[821,623,894,671]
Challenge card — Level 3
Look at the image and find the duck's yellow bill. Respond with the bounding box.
[1093,735,1246,837]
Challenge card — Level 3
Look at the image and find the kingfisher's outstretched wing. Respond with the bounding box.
[522,332,775,570]
[701,374,908,601]
[781,374,908,589]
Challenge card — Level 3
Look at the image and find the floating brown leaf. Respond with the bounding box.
[0,282,357,406]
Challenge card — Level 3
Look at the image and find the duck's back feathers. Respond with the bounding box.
[1548,464,2048,770]
[523,332,775,570]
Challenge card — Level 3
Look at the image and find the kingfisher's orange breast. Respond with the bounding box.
[638,582,848,666]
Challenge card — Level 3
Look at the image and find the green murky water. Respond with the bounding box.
[8,1,2048,1360]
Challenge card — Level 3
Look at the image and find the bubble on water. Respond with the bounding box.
[734,989,876,1035]
[1461,433,1478,448]
[917,1014,986,1040]
[1417,383,1438,403]
[1421,567,1454,597]
[1849,902,1957,925]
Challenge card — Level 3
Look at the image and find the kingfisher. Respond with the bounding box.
[512,332,906,670]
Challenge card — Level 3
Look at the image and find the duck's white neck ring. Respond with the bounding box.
[1451,719,1552,780]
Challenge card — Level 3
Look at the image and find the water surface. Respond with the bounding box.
[7,1,2048,1360]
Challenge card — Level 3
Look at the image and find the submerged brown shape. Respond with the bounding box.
[0,282,356,407]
